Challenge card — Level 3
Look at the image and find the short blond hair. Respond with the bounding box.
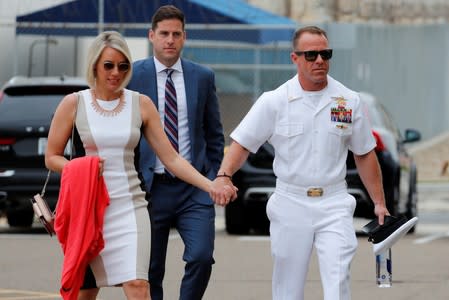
[86,31,133,92]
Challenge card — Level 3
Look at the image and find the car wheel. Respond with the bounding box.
[6,206,34,227]
[385,179,399,217]
[225,198,250,235]
[406,172,418,233]
[251,202,270,234]
[353,201,375,219]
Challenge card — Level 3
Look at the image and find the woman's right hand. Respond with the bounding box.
[98,157,105,178]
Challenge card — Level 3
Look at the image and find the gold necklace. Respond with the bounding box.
[90,89,125,117]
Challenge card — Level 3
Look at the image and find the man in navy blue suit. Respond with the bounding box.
[127,5,225,300]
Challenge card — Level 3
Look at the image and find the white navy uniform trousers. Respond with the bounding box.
[230,75,376,300]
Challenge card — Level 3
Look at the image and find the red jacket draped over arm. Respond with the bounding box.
[54,156,110,300]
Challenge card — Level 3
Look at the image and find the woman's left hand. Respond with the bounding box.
[210,178,238,206]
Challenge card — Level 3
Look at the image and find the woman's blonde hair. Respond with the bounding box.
[86,31,133,92]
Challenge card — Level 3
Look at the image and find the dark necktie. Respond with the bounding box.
[164,69,178,152]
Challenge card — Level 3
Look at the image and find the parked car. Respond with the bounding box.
[225,92,421,234]
[0,76,88,227]
[0,191,6,212]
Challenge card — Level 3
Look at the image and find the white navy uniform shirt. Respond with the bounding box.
[153,57,192,173]
[230,75,376,187]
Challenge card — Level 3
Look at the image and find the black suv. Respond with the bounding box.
[225,92,421,234]
[0,76,88,227]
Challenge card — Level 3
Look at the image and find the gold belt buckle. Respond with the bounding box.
[307,187,323,197]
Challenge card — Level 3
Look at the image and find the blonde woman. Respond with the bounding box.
[45,31,235,300]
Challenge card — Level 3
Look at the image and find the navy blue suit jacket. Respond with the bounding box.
[127,57,224,204]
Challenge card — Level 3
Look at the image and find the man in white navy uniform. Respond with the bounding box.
[211,26,390,300]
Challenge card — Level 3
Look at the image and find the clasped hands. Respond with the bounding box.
[210,177,238,206]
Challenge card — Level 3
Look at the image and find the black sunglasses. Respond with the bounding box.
[294,49,333,62]
[103,61,130,72]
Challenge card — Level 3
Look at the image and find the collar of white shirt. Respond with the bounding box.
[153,57,183,74]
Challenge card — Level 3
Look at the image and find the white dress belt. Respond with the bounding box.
[275,179,347,197]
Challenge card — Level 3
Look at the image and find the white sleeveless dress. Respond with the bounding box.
[75,88,150,286]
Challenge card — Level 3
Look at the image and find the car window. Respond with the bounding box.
[0,85,86,123]
[0,94,63,122]
[364,97,402,142]
[375,102,402,141]
[365,104,383,128]
[4,85,85,96]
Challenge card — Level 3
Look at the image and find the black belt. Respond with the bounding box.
[153,173,182,184]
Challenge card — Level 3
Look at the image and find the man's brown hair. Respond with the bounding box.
[292,26,328,49]
[151,5,185,31]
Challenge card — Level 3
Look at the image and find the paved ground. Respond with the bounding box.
[1,95,448,299]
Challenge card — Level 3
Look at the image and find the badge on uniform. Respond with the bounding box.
[330,96,352,125]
